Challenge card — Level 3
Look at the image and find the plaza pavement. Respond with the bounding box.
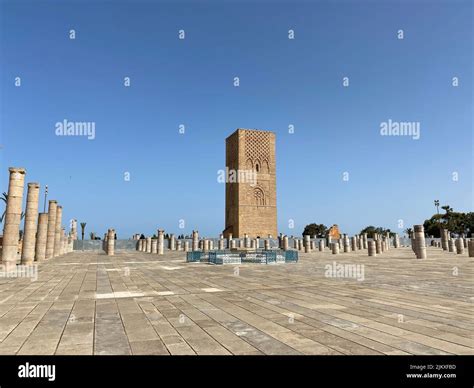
[0,247,472,355]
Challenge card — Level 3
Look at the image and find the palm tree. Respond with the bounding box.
[404,228,413,238]
[80,222,86,240]
[1,192,25,224]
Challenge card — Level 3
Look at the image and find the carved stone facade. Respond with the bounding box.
[224,129,277,238]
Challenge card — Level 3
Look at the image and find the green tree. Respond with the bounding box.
[360,226,394,238]
[302,223,327,238]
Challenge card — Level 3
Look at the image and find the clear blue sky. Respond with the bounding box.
[1,0,472,238]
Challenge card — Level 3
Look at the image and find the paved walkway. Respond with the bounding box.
[0,247,472,355]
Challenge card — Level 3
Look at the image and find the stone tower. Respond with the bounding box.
[223,129,277,238]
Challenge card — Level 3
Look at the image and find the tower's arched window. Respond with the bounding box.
[254,188,265,206]
[255,163,260,172]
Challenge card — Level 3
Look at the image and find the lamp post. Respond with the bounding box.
[43,185,48,212]
[434,199,439,215]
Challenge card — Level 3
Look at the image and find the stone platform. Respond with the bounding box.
[0,247,472,355]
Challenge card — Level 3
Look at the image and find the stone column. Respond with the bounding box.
[293,239,298,249]
[448,239,455,252]
[184,241,190,252]
[107,229,115,255]
[343,235,350,253]
[255,237,260,249]
[350,237,357,252]
[331,242,339,255]
[70,219,77,240]
[304,235,311,253]
[264,239,270,250]
[363,233,368,249]
[375,239,382,254]
[177,240,182,251]
[230,240,237,249]
[467,240,474,257]
[145,237,151,253]
[1,167,26,270]
[151,238,158,253]
[53,205,63,257]
[45,200,58,259]
[455,238,464,255]
[218,238,225,250]
[34,213,49,261]
[414,225,427,259]
[282,236,289,251]
[169,234,176,250]
[319,240,325,251]
[20,182,40,265]
[158,230,164,255]
[192,230,199,251]
[244,234,250,248]
[368,241,376,257]
[61,227,66,255]
[441,229,448,251]
[393,233,400,248]
[227,233,232,249]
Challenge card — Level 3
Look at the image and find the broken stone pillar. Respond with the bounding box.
[209,240,214,250]
[53,205,63,257]
[343,236,350,253]
[393,233,400,248]
[368,241,376,257]
[304,235,311,253]
[218,238,225,250]
[375,239,382,254]
[227,233,233,249]
[327,235,332,247]
[34,213,49,261]
[319,240,325,251]
[61,227,66,255]
[351,237,357,252]
[244,234,250,248]
[298,239,303,251]
[169,234,176,250]
[264,239,270,250]
[146,237,152,253]
[463,238,467,248]
[250,239,255,249]
[293,239,298,249]
[282,236,289,251]
[455,238,464,255]
[363,233,368,249]
[448,239,455,253]
[468,240,474,257]
[158,230,164,255]
[70,219,77,240]
[177,240,182,251]
[414,225,427,259]
[1,167,26,270]
[255,238,260,249]
[106,229,115,255]
[20,182,40,265]
[203,239,209,252]
[151,238,158,253]
[184,241,190,252]
[230,240,237,249]
[310,241,315,250]
[331,242,339,255]
[441,229,449,251]
[192,230,199,251]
